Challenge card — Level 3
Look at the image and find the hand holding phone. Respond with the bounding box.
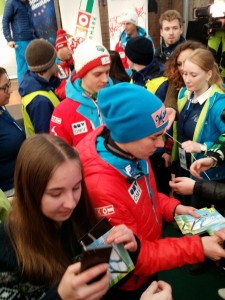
[80,245,112,283]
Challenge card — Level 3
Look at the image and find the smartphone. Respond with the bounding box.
[80,245,112,283]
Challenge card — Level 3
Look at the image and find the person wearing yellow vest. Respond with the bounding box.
[124,36,171,195]
[19,39,60,136]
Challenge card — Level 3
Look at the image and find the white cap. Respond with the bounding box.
[122,10,138,26]
[73,39,110,78]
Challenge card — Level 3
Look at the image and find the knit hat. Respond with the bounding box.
[125,36,154,66]
[122,10,138,26]
[73,39,111,78]
[26,39,57,72]
[55,29,68,51]
[98,83,168,143]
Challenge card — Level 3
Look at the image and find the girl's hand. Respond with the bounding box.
[190,157,215,179]
[58,262,110,300]
[181,140,202,153]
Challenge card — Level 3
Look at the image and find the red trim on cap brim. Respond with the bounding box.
[75,55,111,79]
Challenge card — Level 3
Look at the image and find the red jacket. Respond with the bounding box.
[50,78,103,146]
[77,126,205,292]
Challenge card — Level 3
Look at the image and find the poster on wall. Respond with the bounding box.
[0,0,17,78]
[107,0,148,50]
[59,0,102,49]
[29,0,58,45]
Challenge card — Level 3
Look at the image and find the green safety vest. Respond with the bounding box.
[22,90,60,137]
[145,76,168,94]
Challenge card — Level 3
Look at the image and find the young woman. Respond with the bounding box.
[171,48,225,206]
[0,67,25,196]
[0,134,137,299]
[164,40,206,129]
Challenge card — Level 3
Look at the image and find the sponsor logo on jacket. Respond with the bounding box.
[128,181,142,203]
[72,121,88,135]
[95,205,115,217]
[51,115,62,124]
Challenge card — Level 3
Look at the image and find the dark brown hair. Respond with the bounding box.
[108,50,130,84]
[5,134,97,286]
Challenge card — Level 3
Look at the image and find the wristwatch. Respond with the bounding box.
[200,144,206,153]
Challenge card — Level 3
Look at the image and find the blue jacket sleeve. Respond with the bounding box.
[2,0,14,42]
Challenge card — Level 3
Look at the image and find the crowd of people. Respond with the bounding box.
[1,4,225,300]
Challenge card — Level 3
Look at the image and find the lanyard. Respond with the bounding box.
[179,93,195,141]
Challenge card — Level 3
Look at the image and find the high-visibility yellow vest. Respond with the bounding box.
[22,90,60,136]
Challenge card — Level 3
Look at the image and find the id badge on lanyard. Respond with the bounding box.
[178,146,188,170]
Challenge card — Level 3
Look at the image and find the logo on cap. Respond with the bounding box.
[151,106,167,128]
[101,56,111,65]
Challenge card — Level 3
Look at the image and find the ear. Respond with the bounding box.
[207,70,212,81]
[180,25,184,35]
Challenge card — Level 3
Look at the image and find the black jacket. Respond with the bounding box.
[155,36,186,65]
[194,181,225,208]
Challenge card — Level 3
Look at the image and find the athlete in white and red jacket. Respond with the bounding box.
[77,83,225,300]
[50,39,112,146]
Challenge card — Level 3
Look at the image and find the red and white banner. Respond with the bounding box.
[58,0,102,48]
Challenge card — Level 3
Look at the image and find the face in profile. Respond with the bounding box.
[0,73,11,106]
[41,159,82,224]
[118,129,165,159]
[57,46,73,61]
[177,48,193,76]
[160,19,183,46]
[123,22,137,36]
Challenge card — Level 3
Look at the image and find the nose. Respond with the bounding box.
[63,193,76,210]
[101,73,109,83]
[183,74,190,83]
[155,135,165,148]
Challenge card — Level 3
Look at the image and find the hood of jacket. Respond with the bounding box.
[19,70,60,97]
[131,59,165,85]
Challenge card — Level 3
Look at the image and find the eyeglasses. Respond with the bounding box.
[0,80,11,94]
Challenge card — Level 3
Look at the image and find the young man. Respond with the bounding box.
[115,9,154,70]
[76,83,225,300]
[50,39,112,146]
[19,39,60,136]
[155,9,185,65]
[2,0,39,84]
[55,29,75,80]
[124,36,171,195]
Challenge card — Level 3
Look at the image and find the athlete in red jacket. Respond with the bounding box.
[77,83,225,300]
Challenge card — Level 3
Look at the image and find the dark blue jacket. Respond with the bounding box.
[131,59,168,102]
[0,107,25,192]
[2,0,39,42]
[155,36,186,65]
